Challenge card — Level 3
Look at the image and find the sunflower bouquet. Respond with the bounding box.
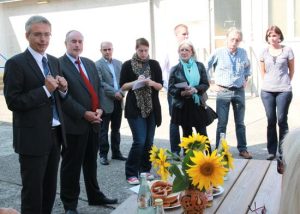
[150,133,230,193]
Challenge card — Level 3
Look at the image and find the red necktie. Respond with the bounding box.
[75,59,100,111]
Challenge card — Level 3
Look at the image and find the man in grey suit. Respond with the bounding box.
[95,41,126,165]
[59,31,117,214]
[4,15,67,214]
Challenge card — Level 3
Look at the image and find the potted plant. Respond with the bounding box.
[150,133,232,213]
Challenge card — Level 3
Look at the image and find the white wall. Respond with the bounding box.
[1,0,151,62]
[0,0,299,96]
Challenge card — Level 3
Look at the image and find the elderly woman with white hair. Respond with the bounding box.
[168,40,210,147]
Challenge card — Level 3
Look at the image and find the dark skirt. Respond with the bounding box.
[171,98,207,128]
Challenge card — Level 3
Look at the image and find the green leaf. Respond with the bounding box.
[169,164,189,192]
[172,175,189,192]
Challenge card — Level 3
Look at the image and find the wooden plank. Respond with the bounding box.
[111,194,137,214]
[247,161,282,214]
[205,159,248,213]
[215,160,270,214]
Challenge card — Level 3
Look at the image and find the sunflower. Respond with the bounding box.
[221,141,234,170]
[156,148,171,181]
[149,145,159,168]
[186,150,227,191]
[179,133,209,153]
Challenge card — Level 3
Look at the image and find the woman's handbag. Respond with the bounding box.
[200,92,218,126]
[204,105,218,126]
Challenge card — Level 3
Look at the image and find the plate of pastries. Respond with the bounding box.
[150,180,181,209]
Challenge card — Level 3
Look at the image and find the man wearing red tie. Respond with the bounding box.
[59,30,117,214]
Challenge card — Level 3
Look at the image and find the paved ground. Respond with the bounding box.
[0,91,299,214]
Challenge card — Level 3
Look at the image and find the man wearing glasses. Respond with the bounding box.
[207,27,252,159]
[3,15,67,213]
[95,41,126,165]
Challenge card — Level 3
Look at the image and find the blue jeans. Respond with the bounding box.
[167,93,181,155]
[216,88,247,152]
[98,100,123,157]
[261,90,292,155]
[125,113,156,178]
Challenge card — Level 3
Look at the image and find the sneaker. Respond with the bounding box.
[146,173,155,181]
[239,151,253,159]
[127,177,140,185]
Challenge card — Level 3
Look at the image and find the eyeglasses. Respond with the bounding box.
[180,48,191,52]
[102,48,112,52]
[31,32,51,38]
[248,202,266,214]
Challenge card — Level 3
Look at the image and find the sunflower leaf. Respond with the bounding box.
[169,164,189,192]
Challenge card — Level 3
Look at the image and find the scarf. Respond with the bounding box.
[131,53,153,118]
[180,58,201,105]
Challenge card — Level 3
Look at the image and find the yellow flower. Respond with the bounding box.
[221,141,234,170]
[179,133,209,153]
[186,150,227,191]
[150,146,171,181]
[179,135,195,149]
[150,145,159,168]
[156,148,171,181]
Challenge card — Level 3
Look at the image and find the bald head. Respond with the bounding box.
[100,41,113,61]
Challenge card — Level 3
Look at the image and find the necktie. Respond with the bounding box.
[75,59,100,111]
[42,57,60,122]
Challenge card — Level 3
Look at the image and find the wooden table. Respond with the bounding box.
[111,159,282,214]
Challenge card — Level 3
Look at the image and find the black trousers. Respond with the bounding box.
[19,127,61,214]
[60,126,105,210]
[99,100,123,157]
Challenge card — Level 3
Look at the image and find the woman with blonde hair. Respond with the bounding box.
[168,40,210,144]
[279,128,300,213]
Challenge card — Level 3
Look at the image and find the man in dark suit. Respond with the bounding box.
[3,15,67,214]
[59,30,118,214]
[95,41,126,165]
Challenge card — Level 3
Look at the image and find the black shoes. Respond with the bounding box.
[89,196,118,205]
[112,154,127,161]
[100,153,127,165]
[99,156,109,165]
[65,210,78,214]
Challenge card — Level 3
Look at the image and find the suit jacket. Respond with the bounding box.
[59,54,101,135]
[3,49,66,156]
[95,57,122,114]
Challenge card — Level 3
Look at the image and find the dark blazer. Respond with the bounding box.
[59,54,101,135]
[120,59,163,127]
[95,57,123,114]
[3,49,66,155]
[168,61,209,108]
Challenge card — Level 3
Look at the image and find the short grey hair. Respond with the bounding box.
[100,41,113,49]
[226,27,243,41]
[65,30,83,43]
[25,15,51,33]
[178,40,197,59]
